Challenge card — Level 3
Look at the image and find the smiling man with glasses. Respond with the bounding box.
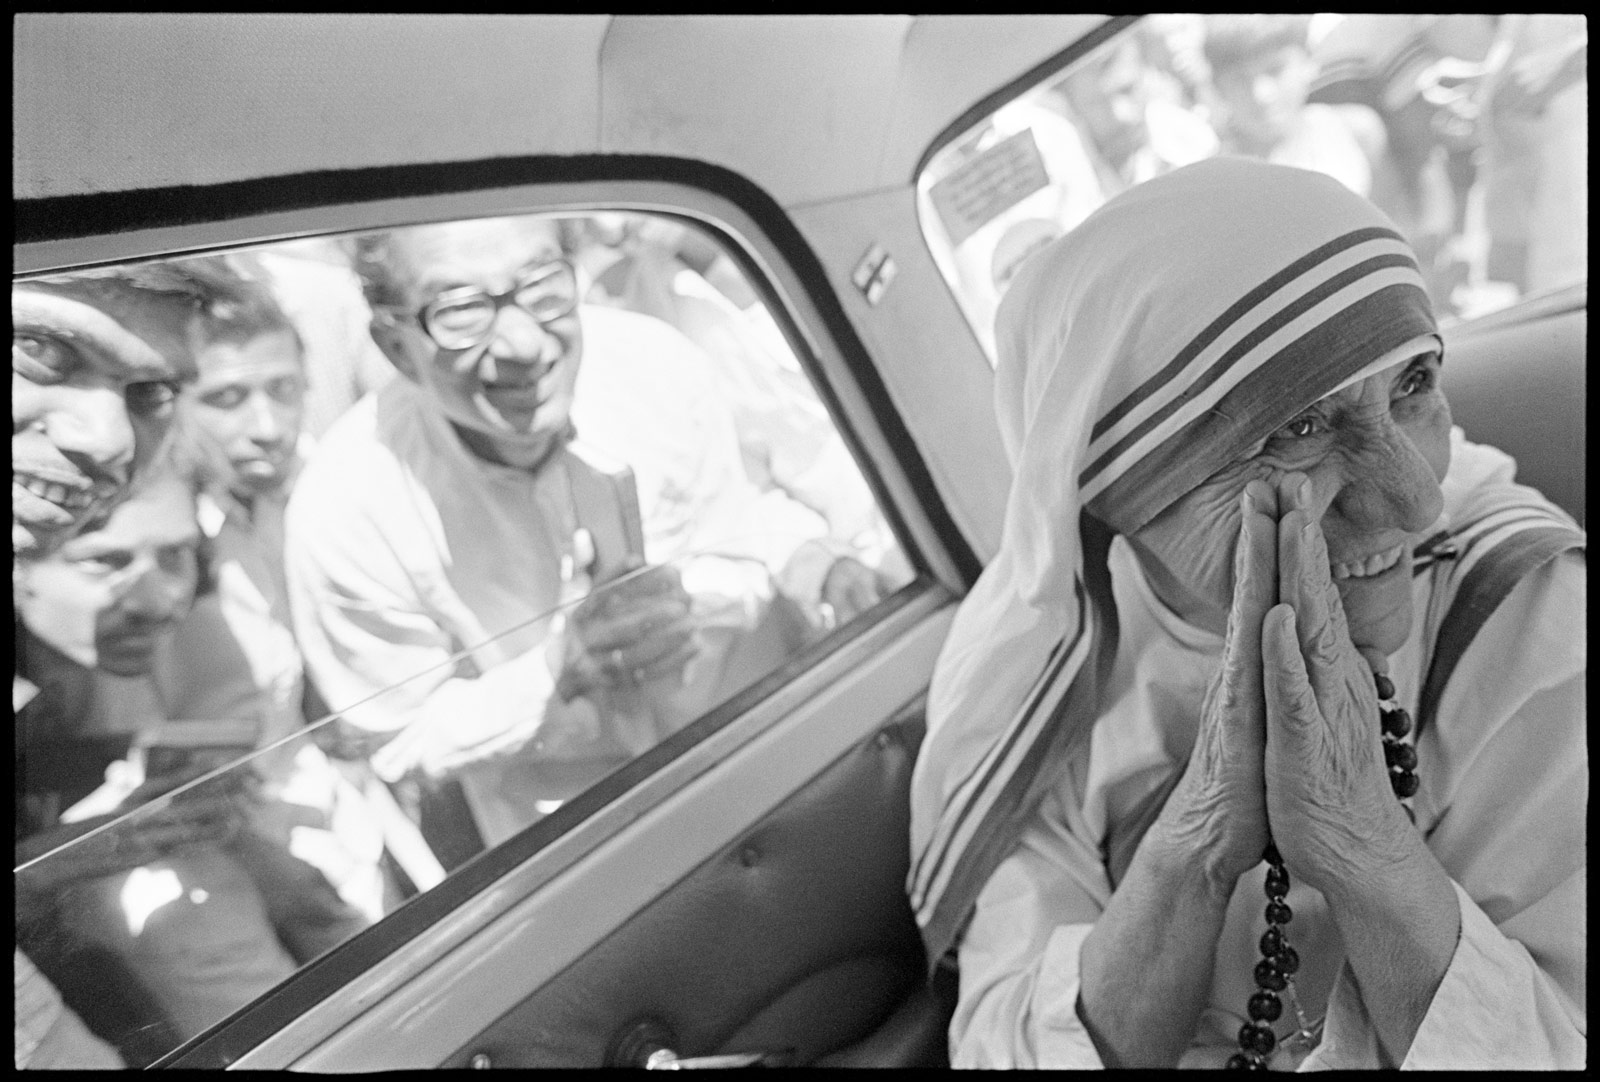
[282,214,819,866]
[361,219,585,472]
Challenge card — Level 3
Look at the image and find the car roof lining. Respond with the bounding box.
[14,14,1108,210]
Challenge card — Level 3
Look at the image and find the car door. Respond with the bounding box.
[14,16,1118,1069]
[13,180,957,1072]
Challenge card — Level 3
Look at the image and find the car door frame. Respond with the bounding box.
[15,160,977,1068]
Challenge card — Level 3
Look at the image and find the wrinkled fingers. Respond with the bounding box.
[1276,486,1346,704]
[1223,481,1278,692]
[1236,479,1279,622]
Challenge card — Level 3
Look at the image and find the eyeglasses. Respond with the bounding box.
[382,259,579,351]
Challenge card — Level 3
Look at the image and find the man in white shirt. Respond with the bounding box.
[286,215,823,858]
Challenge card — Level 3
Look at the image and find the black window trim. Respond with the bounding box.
[910,14,1140,185]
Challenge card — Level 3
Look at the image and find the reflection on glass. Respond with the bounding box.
[15,536,895,1063]
[14,211,914,1065]
[918,14,1588,364]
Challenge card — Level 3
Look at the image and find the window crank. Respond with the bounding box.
[611,1017,794,1068]
[643,1047,796,1069]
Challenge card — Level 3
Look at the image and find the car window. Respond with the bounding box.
[12,210,915,1065]
[918,13,1589,364]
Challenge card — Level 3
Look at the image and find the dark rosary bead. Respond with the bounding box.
[1238,1021,1277,1056]
[1254,959,1287,991]
[1226,1052,1268,1070]
[1264,899,1292,926]
[1264,865,1290,900]
[1273,946,1299,975]
[1248,990,1283,1022]
[1259,927,1284,957]
[1384,741,1418,771]
[1391,770,1420,799]
[1373,672,1395,701]
[1381,706,1412,738]
[1262,840,1281,865]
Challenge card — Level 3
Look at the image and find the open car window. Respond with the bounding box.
[13,210,916,1065]
[918,13,1589,364]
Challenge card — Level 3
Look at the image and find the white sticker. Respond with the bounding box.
[928,128,1050,248]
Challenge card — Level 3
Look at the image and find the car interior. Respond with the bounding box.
[13,14,1583,1070]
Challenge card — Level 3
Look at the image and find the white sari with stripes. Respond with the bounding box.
[950,433,1584,1068]
[905,159,1585,1068]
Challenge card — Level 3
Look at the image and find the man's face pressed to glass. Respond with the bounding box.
[372,217,584,471]
[13,281,191,558]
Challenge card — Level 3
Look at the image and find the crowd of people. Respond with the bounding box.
[14,213,908,1065]
[925,14,1587,356]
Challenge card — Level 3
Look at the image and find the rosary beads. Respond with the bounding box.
[1226,669,1416,1069]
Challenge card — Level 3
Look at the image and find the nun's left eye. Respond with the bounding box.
[1396,368,1435,397]
[1277,415,1322,440]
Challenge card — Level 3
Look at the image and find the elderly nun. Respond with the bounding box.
[907,158,1584,1069]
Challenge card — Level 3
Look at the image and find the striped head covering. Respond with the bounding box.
[907,157,1441,963]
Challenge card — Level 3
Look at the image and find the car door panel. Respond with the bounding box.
[212,590,955,1069]
[437,699,932,1068]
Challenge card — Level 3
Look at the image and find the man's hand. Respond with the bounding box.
[555,562,700,701]
[819,555,890,626]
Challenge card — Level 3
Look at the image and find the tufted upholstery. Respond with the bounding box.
[440,699,952,1068]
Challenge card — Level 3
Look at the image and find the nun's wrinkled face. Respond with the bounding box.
[1126,346,1452,657]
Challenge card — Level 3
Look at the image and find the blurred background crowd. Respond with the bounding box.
[924,14,1588,357]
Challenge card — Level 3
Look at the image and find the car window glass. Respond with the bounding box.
[13,212,914,1064]
[918,13,1589,364]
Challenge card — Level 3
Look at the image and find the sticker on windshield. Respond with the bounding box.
[927,129,1051,248]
